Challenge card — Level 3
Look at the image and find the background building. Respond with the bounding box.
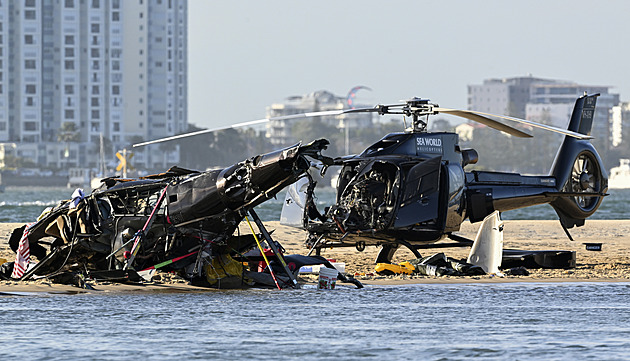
[467,76,620,171]
[0,0,187,172]
[266,89,373,151]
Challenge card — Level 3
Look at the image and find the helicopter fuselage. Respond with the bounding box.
[299,127,603,256]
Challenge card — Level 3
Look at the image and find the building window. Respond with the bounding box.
[65,35,74,45]
[91,48,100,57]
[25,0,36,6]
[92,86,99,95]
[92,60,99,70]
[24,59,36,69]
[91,97,99,106]
[112,85,120,95]
[25,84,36,94]
[65,85,74,94]
[24,34,33,44]
[65,109,75,119]
[112,12,119,21]
[64,47,74,57]
[91,110,100,119]
[112,60,120,70]
[92,0,99,8]
[24,10,36,20]
[65,60,74,70]
[65,0,74,8]
[91,23,100,33]
[24,122,37,131]
[112,0,120,9]
[113,122,120,132]
[26,97,34,106]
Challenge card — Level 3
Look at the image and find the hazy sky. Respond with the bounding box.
[188,0,630,129]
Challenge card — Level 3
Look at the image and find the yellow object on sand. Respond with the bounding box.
[205,254,249,287]
[375,261,415,275]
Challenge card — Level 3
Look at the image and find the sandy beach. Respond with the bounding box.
[2,219,630,293]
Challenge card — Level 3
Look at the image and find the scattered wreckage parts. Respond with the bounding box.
[375,249,576,278]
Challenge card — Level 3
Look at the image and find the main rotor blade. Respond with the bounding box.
[132,110,346,147]
[436,108,593,140]
[434,108,532,138]
[133,118,270,147]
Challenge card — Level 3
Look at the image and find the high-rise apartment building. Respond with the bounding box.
[0,0,187,170]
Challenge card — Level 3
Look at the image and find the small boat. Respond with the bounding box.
[609,159,630,189]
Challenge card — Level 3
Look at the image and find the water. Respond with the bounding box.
[1,186,629,224]
[1,282,630,360]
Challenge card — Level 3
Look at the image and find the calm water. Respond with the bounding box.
[1,186,629,223]
[1,282,630,360]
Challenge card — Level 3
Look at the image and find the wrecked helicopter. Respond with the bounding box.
[5,139,362,289]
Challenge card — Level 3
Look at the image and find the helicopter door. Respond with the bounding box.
[393,156,442,228]
[280,176,309,228]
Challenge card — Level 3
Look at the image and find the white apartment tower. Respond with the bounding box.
[0,0,187,170]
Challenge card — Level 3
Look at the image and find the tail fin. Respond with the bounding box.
[566,93,599,135]
[549,93,607,228]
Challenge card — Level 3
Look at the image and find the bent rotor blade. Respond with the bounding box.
[133,110,345,147]
[434,108,532,138]
[436,108,593,140]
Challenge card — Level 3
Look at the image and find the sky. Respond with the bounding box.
[188,0,630,129]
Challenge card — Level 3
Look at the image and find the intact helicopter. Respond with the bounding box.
[3,92,606,288]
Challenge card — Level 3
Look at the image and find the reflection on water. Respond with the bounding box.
[1,283,630,360]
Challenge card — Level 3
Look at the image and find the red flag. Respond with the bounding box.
[11,223,34,279]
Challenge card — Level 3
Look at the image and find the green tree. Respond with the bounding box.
[57,122,81,143]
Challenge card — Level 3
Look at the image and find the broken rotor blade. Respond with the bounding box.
[132,110,346,148]
[434,108,533,138]
[436,108,593,140]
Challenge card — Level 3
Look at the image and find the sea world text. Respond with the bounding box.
[416,137,443,154]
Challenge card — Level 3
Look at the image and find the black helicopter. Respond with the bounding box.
[279,93,607,263]
[3,93,606,287]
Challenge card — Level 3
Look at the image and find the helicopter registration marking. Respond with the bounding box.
[416,137,442,154]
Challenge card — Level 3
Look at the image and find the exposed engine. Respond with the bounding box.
[328,161,399,232]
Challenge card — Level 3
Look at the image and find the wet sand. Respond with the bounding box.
[2,219,630,293]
